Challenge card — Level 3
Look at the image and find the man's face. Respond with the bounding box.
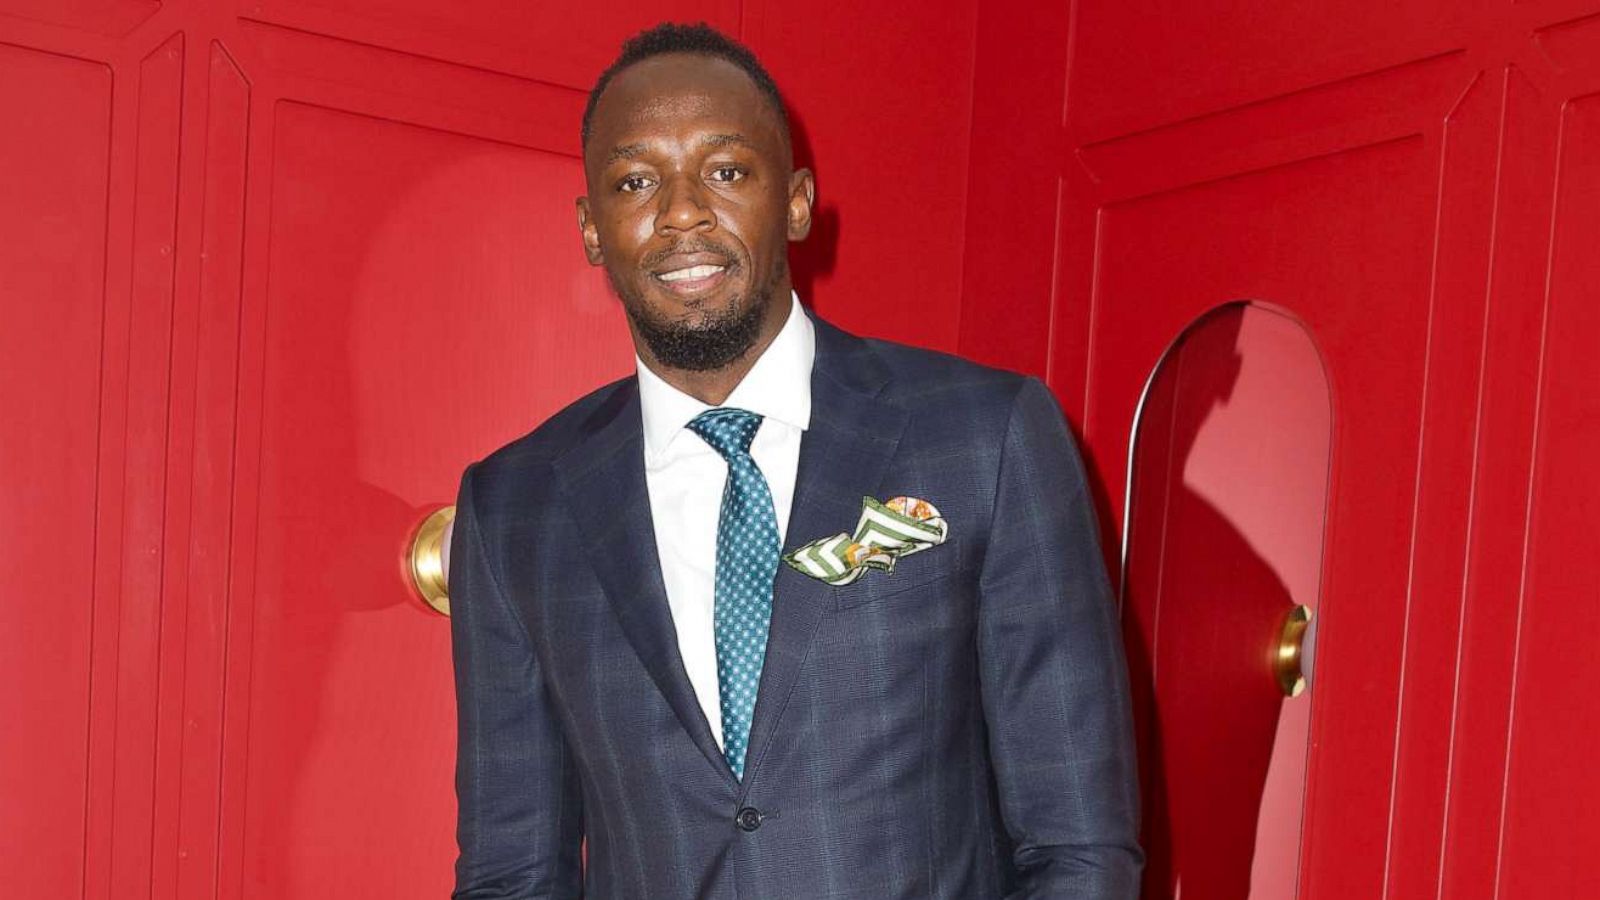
[577,53,814,371]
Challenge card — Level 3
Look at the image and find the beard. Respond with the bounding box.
[610,256,785,372]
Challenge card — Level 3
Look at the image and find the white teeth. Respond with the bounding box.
[658,264,726,282]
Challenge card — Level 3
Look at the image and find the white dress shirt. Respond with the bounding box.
[636,291,815,750]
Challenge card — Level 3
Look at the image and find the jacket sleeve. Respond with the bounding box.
[450,463,585,899]
[977,378,1144,899]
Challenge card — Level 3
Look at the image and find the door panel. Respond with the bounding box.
[0,40,112,899]
[1497,85,1600,900]
[1091,136,1437,897]
[241,0,739,89]
[229,99,631,896]
[160,41,253,900]
[0,0,159,35]
[1068,3,1465,143]
[959,1,1600,896]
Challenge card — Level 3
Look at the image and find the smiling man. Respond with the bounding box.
[448,22,1142,900]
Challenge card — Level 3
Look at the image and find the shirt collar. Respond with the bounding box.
[636,290,815,461]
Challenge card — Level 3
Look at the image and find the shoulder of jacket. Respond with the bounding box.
[857,335,1032,413]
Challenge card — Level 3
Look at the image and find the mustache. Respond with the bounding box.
[641,239,739,269]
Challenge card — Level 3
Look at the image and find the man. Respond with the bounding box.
[449,22,1141,899]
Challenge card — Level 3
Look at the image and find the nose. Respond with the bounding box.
[655,174,716,234]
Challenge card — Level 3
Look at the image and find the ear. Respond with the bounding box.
[575,196,604,265]
[786,168,815,241]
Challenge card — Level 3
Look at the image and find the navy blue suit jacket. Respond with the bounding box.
[449,313,1142,899]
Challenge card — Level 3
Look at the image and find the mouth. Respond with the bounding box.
[651,253,736,296]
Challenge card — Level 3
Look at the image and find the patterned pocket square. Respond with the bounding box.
[783,495,950,585]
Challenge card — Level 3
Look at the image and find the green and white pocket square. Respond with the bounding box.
[782,495,949,585]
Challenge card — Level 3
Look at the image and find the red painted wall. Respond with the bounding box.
[748,1,977,351]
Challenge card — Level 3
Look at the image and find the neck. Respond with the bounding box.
[642,348,763,406]
[636,286,794,406]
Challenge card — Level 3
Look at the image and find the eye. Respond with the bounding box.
[617,174,655,193]
[707,165,746,184]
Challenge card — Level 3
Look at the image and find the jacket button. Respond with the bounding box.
[735,806,763,832]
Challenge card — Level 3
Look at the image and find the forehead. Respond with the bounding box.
[587,53,785,162]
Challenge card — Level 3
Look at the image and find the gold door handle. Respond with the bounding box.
[1276,605,1313,697]
[409,505,455,616]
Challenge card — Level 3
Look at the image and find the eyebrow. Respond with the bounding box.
[602,133,753,165]
[702,133,751,150]
[604,143,648,165]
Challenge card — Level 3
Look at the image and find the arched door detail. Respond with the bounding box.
[1121,301,1332,900]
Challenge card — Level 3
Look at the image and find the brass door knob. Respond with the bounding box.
[409,505,455,615]
[1276,605,1314,697]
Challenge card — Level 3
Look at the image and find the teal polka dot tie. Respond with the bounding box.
[687,407,780,781]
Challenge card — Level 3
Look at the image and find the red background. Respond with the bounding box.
[2,0,1596,897]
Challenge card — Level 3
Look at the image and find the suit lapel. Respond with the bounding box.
[551,318,904,796]
[552,382,737,789]
[740,318,907,795]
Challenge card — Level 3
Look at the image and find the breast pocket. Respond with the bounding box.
[832,542,969,612]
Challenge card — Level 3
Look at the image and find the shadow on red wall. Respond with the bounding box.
[1121,303,1329,899]
[786,109,838,310]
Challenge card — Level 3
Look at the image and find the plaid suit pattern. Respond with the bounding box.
[450,314,1143,899]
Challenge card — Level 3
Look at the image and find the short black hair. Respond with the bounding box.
[581,22,789,150]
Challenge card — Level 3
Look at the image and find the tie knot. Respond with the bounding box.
[687,407,763,460]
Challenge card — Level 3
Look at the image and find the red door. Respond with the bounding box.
[960,1,1600,897]
[0,1,981,897]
